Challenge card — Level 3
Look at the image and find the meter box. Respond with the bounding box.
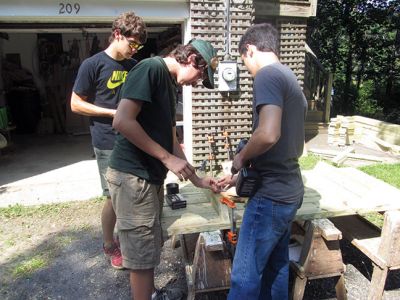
[218,61,238,92]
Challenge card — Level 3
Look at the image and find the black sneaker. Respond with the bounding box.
[152,288,169,300]
[152,288,185,300]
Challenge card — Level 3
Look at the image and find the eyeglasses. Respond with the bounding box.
[127,39,143,51]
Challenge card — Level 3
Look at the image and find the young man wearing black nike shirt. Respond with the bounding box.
[71,11,147,269]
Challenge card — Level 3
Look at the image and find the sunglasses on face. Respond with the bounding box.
[127,39,144,51]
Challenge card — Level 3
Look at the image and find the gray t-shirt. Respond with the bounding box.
[252,62,307,203]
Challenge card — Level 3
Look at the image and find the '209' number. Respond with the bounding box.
[59,3,80,14]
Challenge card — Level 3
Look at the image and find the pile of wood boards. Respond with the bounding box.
[328,115,356,146]
[328,115,400,155]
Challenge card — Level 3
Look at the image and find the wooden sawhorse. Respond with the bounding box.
[331,210,400,300]
[180,231,231,300]
[290,218,347,300]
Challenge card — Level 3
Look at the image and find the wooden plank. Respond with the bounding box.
[255,1,313,18]
[368,265,388,300]
[338,167,400,213]
[291,275,307,300]
[373,136,400,154]
[378,210,400,267]
[163,214,230,236]
[162,162,400,236]
[202,230,224,252]
[312,218,342,241]
[331,146,355,166]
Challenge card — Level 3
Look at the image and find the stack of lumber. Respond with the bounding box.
[338,116,355,146]
[327,116,342,145]
[328,115,355,146]
[354,116,400,154]
[327,115,400,154]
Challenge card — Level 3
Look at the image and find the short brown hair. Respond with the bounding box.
[168,44,207,70]
[239,23,279,56]
[109,11,147,44]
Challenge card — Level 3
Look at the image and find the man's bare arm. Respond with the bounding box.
[113,99,195,180]
[70,92,116,118]
[233,104,282,170]
[171,126,218,189]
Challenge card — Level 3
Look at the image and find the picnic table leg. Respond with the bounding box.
[180,233,199,300]
[291,276,307,300]
[368,264,388,300]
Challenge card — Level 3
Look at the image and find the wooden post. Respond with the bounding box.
[324,73,333,123]
[292,276,307,300]
[368,265,388,300]
[335,274,348,300]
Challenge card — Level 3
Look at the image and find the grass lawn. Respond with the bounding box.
[299,153,322,170]
[359,163,400,189]
[358,163,400,227]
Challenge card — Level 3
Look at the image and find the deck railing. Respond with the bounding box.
[304,43,333,123]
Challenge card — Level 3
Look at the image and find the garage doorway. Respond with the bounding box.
[0,23,182,141]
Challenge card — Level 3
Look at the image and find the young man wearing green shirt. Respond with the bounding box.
[106,39,218,300]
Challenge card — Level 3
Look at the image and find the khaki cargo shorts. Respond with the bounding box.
[105,167,164,270]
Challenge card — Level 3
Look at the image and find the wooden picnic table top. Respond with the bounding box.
[161,161,400,236]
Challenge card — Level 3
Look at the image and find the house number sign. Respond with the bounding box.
[59,3,81,14]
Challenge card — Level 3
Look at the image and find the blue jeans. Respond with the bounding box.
[227,195,299,300]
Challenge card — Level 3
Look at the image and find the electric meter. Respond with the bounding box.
[222,67,236,82]
[218,61,238,92]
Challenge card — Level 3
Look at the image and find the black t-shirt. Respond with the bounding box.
[109,57,177,185]
[252,63,308,203]
[73,51,136,150]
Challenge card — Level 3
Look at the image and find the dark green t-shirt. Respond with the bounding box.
[109,57,177,184]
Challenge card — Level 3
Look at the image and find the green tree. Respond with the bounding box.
[307,0,400,122]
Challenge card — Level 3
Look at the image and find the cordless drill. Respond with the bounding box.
[231,139,260,197]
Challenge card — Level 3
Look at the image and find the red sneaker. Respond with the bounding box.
[103,241,124,270]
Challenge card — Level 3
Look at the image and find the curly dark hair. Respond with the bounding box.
[109,11,147,44]
[168,44,207,70]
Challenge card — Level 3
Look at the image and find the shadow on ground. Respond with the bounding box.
[2,227,400,299]
[0,228,131,300]
[0,134,93,186]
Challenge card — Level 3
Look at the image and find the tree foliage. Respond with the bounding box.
[307,0,400,123]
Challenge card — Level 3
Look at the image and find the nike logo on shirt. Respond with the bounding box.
[107,70,128,89]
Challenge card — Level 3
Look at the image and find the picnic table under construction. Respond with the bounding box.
[161,161,400,300]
